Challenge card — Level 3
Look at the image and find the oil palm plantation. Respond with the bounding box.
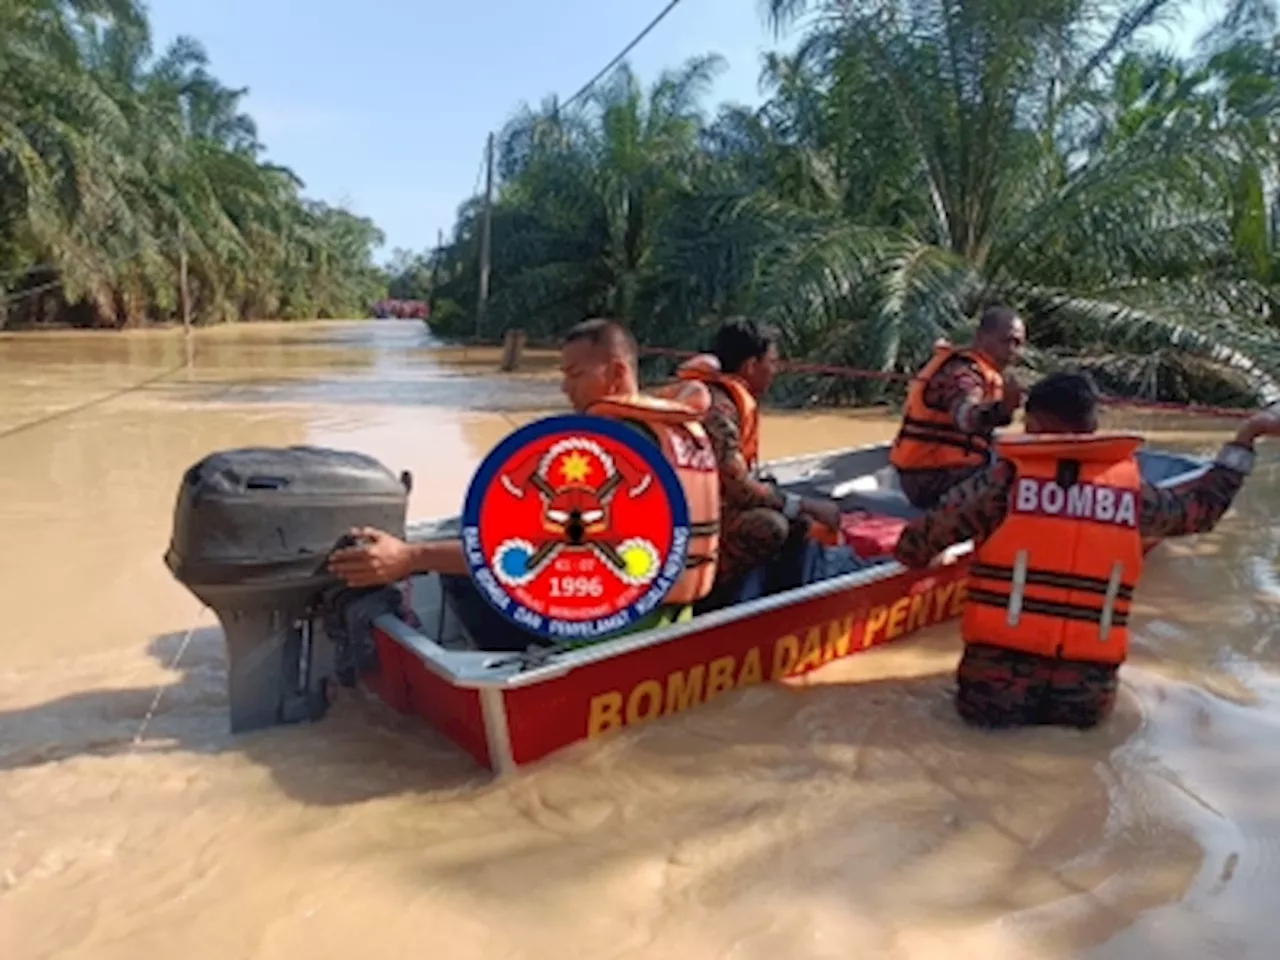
[431,56,726,344]
[0,0,385,328]
[425,0,1280,406]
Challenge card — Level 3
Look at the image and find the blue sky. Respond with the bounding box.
[143,0,782,260]
[143,0,1217,262]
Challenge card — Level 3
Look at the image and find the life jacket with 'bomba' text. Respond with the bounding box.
[962,433,1146,664]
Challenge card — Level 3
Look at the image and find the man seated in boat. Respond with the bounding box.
[889,305,1028,509]
[893,370,1280,729]
[661,317,863,608]
[327,318,721,650]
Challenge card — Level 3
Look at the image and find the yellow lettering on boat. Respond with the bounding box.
[626,680,663,725]
[587,691,623,738]
[706,655,737,699]
[862,574,969,647]
[738,646,763,687]
[665,664,705,713]
[906,591,930,633]
[932,581,956,620]
[885,596,910,640]
[795,626,825,672]
[772,634,800,678]
[863,605,889,646]
[821,617,852,664]
[584,574,973,738]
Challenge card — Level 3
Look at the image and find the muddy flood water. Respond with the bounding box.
[2,319,1278,959]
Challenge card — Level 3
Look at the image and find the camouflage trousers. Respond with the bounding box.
[954,642,1120,730]
[716,505,800,587]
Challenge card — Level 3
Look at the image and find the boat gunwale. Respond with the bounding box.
[378,440,1210,692]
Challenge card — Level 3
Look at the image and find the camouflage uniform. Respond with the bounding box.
[896,354,1014,509]
[700,383,807,587]
[894,452,1249,727]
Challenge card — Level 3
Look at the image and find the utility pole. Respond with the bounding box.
[178,221,192,334]
[475,131,494,341]
[428,227,443,320]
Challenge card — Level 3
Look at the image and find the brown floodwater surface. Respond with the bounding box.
[0,320,1276,958]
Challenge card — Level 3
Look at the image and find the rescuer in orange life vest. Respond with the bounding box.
[327,318,721,651]
[890,305,1028,509]
[661,318,864,609]
[893,371,1280,729]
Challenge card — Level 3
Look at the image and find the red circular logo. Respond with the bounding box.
[461,415,691,640]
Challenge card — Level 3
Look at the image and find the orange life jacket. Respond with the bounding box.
[889,345,1004,471]
[668,355,847,547]
[675,354,760,470]
[586,393,720,605]
[962,433,1146,665]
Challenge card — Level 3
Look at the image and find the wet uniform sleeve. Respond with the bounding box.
[923,356,1013,434]
[893,459,1016,567]
[703,388,785,512]
[1137,444,1250,538]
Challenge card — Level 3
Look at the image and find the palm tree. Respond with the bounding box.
[0,0,388,329]
[664,0,1280,403]
[433,56,725,342]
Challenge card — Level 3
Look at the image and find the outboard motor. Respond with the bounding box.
[164,446,411,733]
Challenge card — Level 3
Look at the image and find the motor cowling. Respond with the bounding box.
[164,446,410,733]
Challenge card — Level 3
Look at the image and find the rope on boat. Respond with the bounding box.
[131,612,202,747]
[638,346,1255,420]
[0,349,193,442]
[486,641,576,672]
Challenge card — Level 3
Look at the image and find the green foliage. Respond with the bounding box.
[422,0,1280,406]
[0,0,386,328]
[385,248,435,301]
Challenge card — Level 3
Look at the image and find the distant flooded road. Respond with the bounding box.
[2,320,1277,959]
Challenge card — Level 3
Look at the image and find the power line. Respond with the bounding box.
[0,359,191,442]
[453,0,688,266]
[559,0,688,113]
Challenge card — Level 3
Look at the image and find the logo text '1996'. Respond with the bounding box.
[461,414,692,641]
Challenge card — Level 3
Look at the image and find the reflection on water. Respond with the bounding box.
[0,320,1277,959]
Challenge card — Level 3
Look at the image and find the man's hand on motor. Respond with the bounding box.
[327,526,414,587]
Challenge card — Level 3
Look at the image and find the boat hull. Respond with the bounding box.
[357,441,1204,773]
[365,555,971,771]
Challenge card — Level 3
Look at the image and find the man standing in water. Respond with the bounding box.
[670,318,850,607]
[328,318,720,650]
[890,305,1027,508]
[894,371,1280,729]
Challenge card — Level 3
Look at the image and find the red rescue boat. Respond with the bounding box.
[164,440,1206,774]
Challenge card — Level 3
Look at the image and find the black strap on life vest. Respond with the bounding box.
[970,562,1135,601]
[968,561,1134,626]
[896,350,1000,455]
[967,588,1131,627]
[896,416,991,455]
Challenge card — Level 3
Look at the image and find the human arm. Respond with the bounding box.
[328,527,468,587]
[1138,411,1280,538]
[702,390,838,529]
[923,356,1017,434]
[893,460,1015,568]
[702,392,785,513]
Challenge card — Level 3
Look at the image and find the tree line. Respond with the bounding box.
[397,0,1280,407]
[1,0,387,329]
